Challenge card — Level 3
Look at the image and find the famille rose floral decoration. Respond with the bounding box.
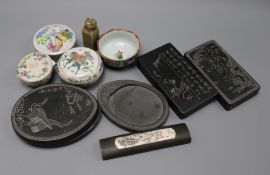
[57,47,103,86]
[115,50,123,59]
[33,24,76,56]
[17,52,54,87]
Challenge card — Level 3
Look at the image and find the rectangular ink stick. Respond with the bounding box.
[185,40,260,110]
[137,43,217,118]
[99,123,191,160]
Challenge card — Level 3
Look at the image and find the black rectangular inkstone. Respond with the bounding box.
[137,43,217,119]
[99,123,191,160]
[185,40,260,110]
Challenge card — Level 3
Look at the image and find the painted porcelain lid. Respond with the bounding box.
[33,24,76,56]
[57,47,103,85]
[17,52,54,85]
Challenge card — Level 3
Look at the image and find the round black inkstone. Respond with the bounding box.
[97,80,169,131]
[11,84,100,147]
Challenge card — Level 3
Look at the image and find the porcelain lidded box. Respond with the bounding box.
[17,52,55,87]
[57,47,103,86]
[33,24,76,58]
[97,29,140,68]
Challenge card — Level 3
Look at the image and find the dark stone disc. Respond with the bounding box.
[11,84,99,147]
[97,80,169,131]
[20,105,101,148]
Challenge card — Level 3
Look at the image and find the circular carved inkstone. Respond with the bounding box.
[11,84,100,147]
[97,80,169,131]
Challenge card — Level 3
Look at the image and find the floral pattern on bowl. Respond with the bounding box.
[97,29,140,68]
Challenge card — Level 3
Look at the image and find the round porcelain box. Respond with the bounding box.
[17,52,55,87]
[33,24,76,59]
[97,29,140,68]
[57,47,103,86]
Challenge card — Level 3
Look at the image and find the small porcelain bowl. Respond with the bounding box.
[17,52,55,87]
[97,29,140,68]
[57,47,103,86]
[33,24,76,59]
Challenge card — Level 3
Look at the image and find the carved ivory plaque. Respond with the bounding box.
[115,128,176,149]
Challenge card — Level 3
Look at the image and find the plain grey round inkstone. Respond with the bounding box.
[97,80,169,131]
